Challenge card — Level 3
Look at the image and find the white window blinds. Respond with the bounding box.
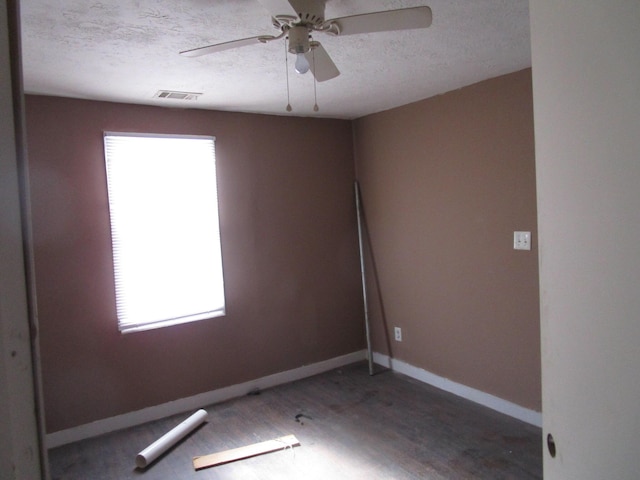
[104,133,225,333]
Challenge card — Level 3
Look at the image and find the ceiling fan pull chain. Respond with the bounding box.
[312,47,319,112]
[285,36,292,112]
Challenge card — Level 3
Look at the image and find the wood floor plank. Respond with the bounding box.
[48,362,542,479]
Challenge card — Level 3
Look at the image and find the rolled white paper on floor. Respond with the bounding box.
[135,409,208,469]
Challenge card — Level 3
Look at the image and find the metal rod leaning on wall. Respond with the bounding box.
[355,180,374,376]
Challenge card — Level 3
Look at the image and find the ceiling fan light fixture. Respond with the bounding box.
[288,26,311,74]
[180,2,434,112]
[295,52,310,74]
[288,25,310,50]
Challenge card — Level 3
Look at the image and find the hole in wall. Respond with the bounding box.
[547,433,557,458]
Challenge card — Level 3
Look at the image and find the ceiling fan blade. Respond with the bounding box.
[327,6,432,36]
[255,0,297,17]
[180,35,275,57]
[305,42,340,82]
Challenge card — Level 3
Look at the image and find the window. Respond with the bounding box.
[104,133,225,333]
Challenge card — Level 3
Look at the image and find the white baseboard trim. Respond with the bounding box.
[47,349,540,448]
[46,350,367,449]
[372,352,542,428]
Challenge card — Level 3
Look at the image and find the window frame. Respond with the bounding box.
[103,132,225,333]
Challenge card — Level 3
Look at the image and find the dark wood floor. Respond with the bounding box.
[48,362,542,479]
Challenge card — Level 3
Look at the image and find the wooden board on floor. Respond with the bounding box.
[193,434,300,471]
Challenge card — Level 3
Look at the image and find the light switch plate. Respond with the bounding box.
[514,231,531,250]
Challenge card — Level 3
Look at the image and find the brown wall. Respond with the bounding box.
[25,96,364,433]
[26,69,541,432]
[353,69,541,411]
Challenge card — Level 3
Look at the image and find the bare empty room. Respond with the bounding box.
[2,1,640,479]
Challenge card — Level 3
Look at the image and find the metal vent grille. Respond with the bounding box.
[154,90,202,101]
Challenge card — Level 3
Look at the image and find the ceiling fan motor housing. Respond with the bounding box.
[289,0,326,26]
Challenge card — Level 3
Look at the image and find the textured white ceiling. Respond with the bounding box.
[19,0,531,119]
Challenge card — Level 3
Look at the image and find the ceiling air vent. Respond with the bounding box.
[154,90,202,101]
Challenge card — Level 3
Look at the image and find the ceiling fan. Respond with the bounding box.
[180,0,433,83]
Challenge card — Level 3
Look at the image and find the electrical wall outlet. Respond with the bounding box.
[394,327,402,342]
[514,231,532,250]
